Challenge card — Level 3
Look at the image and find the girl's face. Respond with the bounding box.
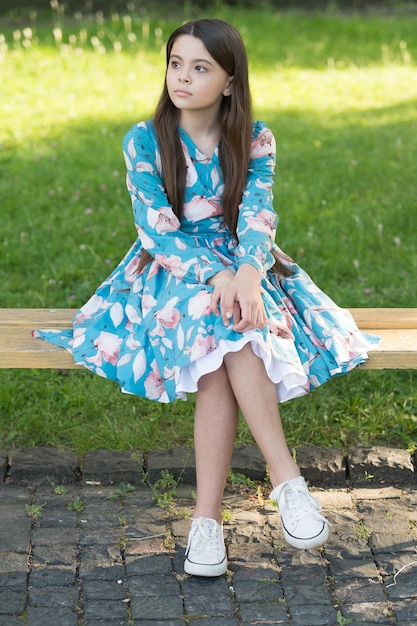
[166,34,233,119]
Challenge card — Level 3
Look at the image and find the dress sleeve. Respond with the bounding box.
[123,121,227,284]
[234,122,278,277]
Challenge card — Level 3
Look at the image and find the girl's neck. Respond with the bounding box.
[179,112,221,158]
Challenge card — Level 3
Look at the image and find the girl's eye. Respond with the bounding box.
[170,60,180,68]
[196,65,208,72]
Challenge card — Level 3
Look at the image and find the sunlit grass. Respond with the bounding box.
[0,6,416,453]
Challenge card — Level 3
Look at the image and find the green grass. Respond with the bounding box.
[1,6,417,453]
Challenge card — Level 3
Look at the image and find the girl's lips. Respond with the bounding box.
[175,90,192,96]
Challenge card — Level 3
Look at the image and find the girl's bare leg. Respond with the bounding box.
[223,343,300,488]
[193,364,239,524]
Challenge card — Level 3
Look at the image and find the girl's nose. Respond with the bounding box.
[179,70,191,84]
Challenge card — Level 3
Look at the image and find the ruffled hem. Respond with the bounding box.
[176,330,309,402]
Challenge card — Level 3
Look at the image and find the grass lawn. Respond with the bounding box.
[1,6,416,454]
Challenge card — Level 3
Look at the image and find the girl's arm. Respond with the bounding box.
[234,122,278,278]
[123,121,227,284]
[212,123,278,331]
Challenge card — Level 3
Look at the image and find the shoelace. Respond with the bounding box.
[186,517,221,557]
[273,481,330,529]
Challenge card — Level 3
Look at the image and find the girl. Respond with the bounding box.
[35,19,378,577]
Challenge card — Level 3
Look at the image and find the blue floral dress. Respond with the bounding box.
[34,120,378,403]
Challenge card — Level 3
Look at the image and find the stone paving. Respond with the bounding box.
[1,445,417,625]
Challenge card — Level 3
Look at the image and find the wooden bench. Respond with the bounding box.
[0,308,416,370]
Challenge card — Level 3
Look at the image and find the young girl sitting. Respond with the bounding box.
[35,18,378,577]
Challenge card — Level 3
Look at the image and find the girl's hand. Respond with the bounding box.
[208,265,266,332]
[207,269,240,325]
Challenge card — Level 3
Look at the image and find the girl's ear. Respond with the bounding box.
[223,77,234,96]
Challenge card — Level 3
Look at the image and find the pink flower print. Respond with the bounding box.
[268,317,294,341]
[74,294,106,323]
[189,333,217,361]
[87,331,123,366]
[183,196,222,222]
[251,129,275,159]
[154,253,192,280]
[142,293,157,317]
[124,254,140,283]
[243,209,276,236]
[72,327,86,349]
[149,297,181,337]
[188,290,212,320]
[147,206,180,234]
[182,143,198,187]
[144,362,167,401]
[134,160,154,174]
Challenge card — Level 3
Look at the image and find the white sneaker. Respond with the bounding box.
[270,476,330,550]
[184,517,227,577]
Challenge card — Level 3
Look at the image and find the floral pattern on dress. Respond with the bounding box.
[34,120,379,403]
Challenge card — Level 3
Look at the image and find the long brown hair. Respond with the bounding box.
[140,18,290,276]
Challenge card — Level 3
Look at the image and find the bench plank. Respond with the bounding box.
[0,308,416,370]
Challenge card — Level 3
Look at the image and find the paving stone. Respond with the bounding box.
[326,555,381,579]
[80,528,121,546]
[230,445,267,482]
[83,598,130,622]
[385,566,417,600]
[183,592,235,617]
[187,615,239,626]
[334,579,387,605]
[323,534,371,558]
[36,510,78,528]
[79,543,123,569]
[238,600,289,624]
[282,580,332,606]
[25,607,79,626]
[0,590,26,614]
[0,450,8,480]
[125,553,173,576]
[82,449,144,485]
[128,573,180,596]
[31,543,78,567]
[0,519,31,552]
[0,617,25,626]
[129,594,184,620]
[183,615,240,626]
[8,447,79,485]
[288,604,337,626]
[341,603,395,624]
[78,564,125,581]
[146,446,196,483]
[354,486,403,501]
[83,579,127,601]
[370,533,416,553]
[31,526,79,545]
[0,572,26,591]
[229,563,280,582]
[30,566,77,587]
[295,446,346,486]
[137,622,189,626]
[232,579,283,603]
[356,500,411,533]
[181,575,230,597]
[28,585,79,609]
[0,552,28,574]
[348,447,414,485]
[390,598,417,623]
[83,617,130,626]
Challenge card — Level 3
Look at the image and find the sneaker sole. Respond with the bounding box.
[184,557,227,577]
[282,522,329,550]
